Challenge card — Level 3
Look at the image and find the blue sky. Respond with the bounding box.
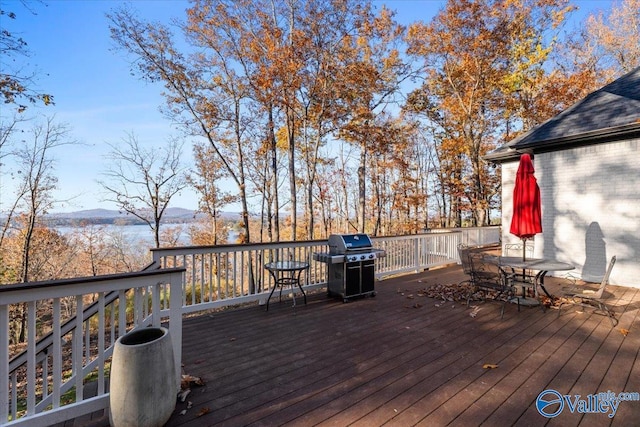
[1,0,613,213]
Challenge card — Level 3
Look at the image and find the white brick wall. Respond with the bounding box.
[500,138,640,288]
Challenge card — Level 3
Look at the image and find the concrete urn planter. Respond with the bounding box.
[109,327,177,427]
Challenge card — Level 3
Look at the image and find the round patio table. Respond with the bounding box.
[264,261,309,311]
[497,257,574,298]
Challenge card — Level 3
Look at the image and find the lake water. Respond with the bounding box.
[55,224,192,246]
[55,223,239,246]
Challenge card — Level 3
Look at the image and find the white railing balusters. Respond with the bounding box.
[74,295,84,402]
[11,374,17,422]
[148,228,499,313]
[2,268,186,426]
[27,301,36,415]
[97,292,106,397]
[53,298,61,409]
[0,305,8,422]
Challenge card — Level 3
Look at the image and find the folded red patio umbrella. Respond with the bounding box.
[510,153,542,260]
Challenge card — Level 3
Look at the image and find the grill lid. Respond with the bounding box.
[328,233,373,254]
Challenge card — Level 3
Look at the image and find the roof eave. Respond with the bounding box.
[484,122,640,163]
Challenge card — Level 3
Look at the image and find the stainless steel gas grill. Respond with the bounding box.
[313,233,386,302]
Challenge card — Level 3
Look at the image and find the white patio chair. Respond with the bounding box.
[557,256,617,326]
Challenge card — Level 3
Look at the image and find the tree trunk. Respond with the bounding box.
[358,143,366,233]
[287,109,297,239]
[268,107,280,242]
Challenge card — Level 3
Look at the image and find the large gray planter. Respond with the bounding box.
[109,327,177,427]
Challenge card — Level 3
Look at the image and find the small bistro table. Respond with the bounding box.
[494,256,575,300]
[264,261,310,311]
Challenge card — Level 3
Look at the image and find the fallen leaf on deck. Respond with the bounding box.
[482,364,499,369]
[229,337,236,341]
[180,409,187,415]
[469,306,481,318]
[181,374,205,389]
[412,303,422,309]
[196,407,211,417]
[620,328,630,336]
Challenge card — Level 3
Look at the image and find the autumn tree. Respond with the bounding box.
[335,4,409,233]
[109,2,262,243]
[405,0,573,226]
[188,142,238,245]
[63,223,114,276]
[368,118,432,235]
[6,117,74,282]
[0,115,29,249]
[99,133,187,248]
[582,0,640,75]
[0,117,73,344]
[0,2,53,112]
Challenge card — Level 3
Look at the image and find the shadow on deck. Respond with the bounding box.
[73,263,640,427]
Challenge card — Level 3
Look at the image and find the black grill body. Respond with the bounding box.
[313,234,384,302]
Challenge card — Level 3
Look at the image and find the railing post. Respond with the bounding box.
[169,269,183,392]
[74,295,84,402]
[1,304,8,423]
[414,237,420,273]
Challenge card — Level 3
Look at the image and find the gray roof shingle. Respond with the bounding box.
[485,66,640,162]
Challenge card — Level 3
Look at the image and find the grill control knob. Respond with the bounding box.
[369,254,374,259]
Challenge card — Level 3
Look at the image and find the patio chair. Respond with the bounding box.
[557,256,617,326]
[458,244,518,319]
[458,244,498,288]
[457,243,476,283]
[504,242,534,259]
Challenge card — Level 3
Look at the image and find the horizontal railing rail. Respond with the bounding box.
[2,226,499,426]
[1,268,185,427]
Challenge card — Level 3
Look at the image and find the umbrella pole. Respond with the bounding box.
[522,238,527,285]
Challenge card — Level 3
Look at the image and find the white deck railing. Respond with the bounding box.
[1,227,499,426]
[1,268,185,427]
[150,227,500,313]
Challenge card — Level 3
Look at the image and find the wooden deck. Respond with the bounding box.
[75,263,640,427]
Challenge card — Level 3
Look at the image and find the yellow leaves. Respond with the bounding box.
[275,126,289,150]
[619,328,630,336]
[482,363,499,370]
[383,49,401,70]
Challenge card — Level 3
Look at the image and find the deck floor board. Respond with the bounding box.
[69,262,640,427]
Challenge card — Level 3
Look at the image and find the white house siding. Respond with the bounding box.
[500,138,640,288]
